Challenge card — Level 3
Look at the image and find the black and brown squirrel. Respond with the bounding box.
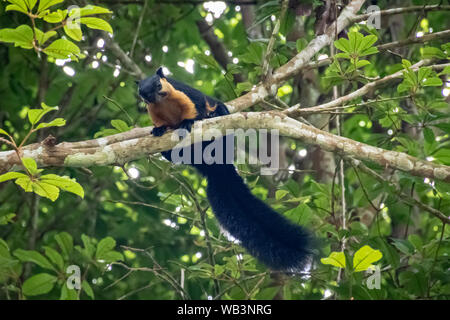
[137,67,312,271]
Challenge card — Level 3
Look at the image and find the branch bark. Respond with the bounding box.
[104,36,146,79]
[351,5,450,24]
[196,19,244,83]
[285,61,449,117]
[2,112,450,184]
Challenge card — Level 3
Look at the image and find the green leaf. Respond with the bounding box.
[6,4,28,14]
[335,52,350,59]
[23,273,57,296]
[0,128,10,136]
[356,60,371,68]
[27,102,58,125]
[110,119,130,132]
[78,5,112,16]
[96,237,116,260]
[23,0,37,10]
[55,232,73,259]
[422,77,443,87]
[82,280,94,299]
[440,66,450,75]
[238,42,264,66]
[0,171,28,183]
[40,174,84,198]
[32,180,60,201]
[408,234,423,251]
[417,67,433,83]
[402,59,412,68]
[34,28,57,45]
[6,0,29,13]
[42,9,67,23]
[214,264,225,276]
[15,176,33,192]
[334,38,350,53]
[0,213,16,225]
[43,246,64,270]
[60,282,78,300]
[296,38,308,53]
[235,81,253,95]
[353,245,382,272]
[81,234,96,258]
[391,239,415,255]
[79,17,113,34]
[348,31,361,53]
[37,0,64,13]
[359,47,379,56]
[321,251,346,268]
[397,81,411,93]
[14,249,56,271]
[64,20,82,42]
[433,122,450,134]
[421,46,446,59]
[195,52,221,71]
[358,34,377,52]
[93,128,120,138]
[99,250,123,262]
[21,157,38,175]
[433,148,450,165]
[0,25,34,49]
[275,189,289,201]
[35,118,66,129]
[43,38,81,61]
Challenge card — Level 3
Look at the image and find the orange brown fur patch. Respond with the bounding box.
[147,78,198,128]
[205,99,217,114]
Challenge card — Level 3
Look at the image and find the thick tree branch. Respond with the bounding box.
[225,0,367,113]
[285,61,449,117]
[196,19,244,83]
[196,19,231,71]
[351,5,450,24]
[101,2,449,114]
[376,29,450,51]
[104,36,146,79]
[1,112,450,184]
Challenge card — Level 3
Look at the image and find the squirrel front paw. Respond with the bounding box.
[151,126,167,136]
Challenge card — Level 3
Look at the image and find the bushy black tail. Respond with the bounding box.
[163,135,312,271]
[193,162,311,271]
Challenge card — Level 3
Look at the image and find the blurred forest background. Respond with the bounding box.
[0,0,449,300]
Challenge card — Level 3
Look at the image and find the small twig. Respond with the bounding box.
[349,158,450,224]
[103,95,135,125]
[130,0,148,58]
[106,199,195,221]
[261,0,289,80]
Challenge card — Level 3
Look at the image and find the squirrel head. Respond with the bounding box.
[137,67,172,104]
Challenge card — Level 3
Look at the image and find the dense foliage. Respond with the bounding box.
[0,0,449,300]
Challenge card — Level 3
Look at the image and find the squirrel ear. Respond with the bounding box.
[156,67,165,78]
